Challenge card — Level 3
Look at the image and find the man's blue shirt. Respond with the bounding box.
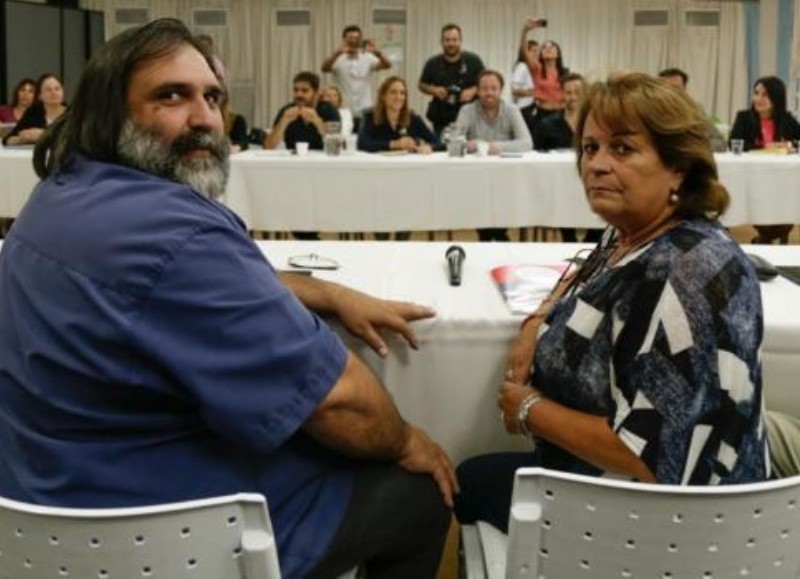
[0,156,351,577]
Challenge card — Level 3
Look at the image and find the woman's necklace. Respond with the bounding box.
[607,216,680,267]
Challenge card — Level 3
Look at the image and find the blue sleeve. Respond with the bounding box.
[130,227,348,455]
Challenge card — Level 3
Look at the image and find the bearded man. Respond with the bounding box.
[0,18,455,579]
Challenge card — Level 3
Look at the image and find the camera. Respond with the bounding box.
[447,84,461,104]
[535,18,548,27]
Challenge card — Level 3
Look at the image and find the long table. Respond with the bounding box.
[226,150,800,232]
[258,241,800,462]
[4,146,800,232]
[0,147,39,219]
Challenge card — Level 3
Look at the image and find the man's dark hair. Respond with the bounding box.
[560,72,584,86]
[658,67,689,86]
[441,23,462,38]
[293,71,320,92]
[342,25,362,37]
[33,18,219,179]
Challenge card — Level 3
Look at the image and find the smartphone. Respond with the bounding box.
[535,18,548,27]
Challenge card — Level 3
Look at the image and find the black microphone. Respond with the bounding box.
[445,245,466,286]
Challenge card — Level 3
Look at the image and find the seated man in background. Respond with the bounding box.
[0,19,455,579]
[265,70,337,239]
[263,70,340,151]
[454,69,532,242]
[658,67,726,153]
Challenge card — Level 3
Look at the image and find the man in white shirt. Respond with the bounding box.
[321,25,392,130]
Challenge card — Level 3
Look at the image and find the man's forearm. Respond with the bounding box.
[304,352,410,459]
[419,82,438,97]
[278,271,339,313]
[264,121,286,149]
[321,50,342,73]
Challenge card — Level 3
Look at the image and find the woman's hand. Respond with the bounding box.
[18,128,44,144]
[498,381,539,435]
[415,142,433,155]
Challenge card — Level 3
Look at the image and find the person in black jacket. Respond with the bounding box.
[729,76,800,243]
[2,73,67,146]
[358,76,438,154]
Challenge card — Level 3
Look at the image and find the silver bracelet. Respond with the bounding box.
[516,392,543,438]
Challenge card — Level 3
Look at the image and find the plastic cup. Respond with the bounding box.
[477,141,490,157]
[345,134,358,155]
[730,139,744,155]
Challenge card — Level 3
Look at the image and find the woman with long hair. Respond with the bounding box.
[357,75,438,153]
[518,17,569,115]
[2,73,67,146]
[0,78,36,124]
[729,76,800,243]
[319,85,354,135]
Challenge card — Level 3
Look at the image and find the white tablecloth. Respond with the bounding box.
[0,147,38,218]
[257,240,800,462]
[227,150,800,231]
[4,146,800,231]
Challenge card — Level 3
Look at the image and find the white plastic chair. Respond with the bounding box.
[462,467,800,579]
[0,492,280,578]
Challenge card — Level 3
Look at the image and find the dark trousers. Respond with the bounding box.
[309,463,451,579]
[453,452,538,533]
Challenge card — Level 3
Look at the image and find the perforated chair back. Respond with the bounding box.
[505,467,800,578]
[0,493,280,578]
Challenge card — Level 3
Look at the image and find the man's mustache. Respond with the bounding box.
[171,130,227,161]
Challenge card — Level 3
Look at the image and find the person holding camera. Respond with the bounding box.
[321,25,392,132]
[519,17,569,118]
[418,23,485,137]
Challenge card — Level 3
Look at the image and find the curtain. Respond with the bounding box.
[81,0,749,130]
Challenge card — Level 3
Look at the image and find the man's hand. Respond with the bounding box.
[279,272,435,357]
[281,106,302,124]
[298,106,321,125]
[432,86,449,101]
[329,284,435,357]
[397,425,458,506]
[460,86,477,103]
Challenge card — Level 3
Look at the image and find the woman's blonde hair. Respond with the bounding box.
[575,72,729,218]
[373,76,410,128]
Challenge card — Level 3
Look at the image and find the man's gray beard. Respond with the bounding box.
[116,120,230,200]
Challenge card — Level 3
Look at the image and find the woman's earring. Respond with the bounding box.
[669,189,679,204]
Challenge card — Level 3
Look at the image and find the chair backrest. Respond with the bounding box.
[506,467,800,579]
[0,493,281,578]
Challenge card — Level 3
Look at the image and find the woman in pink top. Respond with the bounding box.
[729,76,800,243]
[519,17,569,114]
[0,78,35,124]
